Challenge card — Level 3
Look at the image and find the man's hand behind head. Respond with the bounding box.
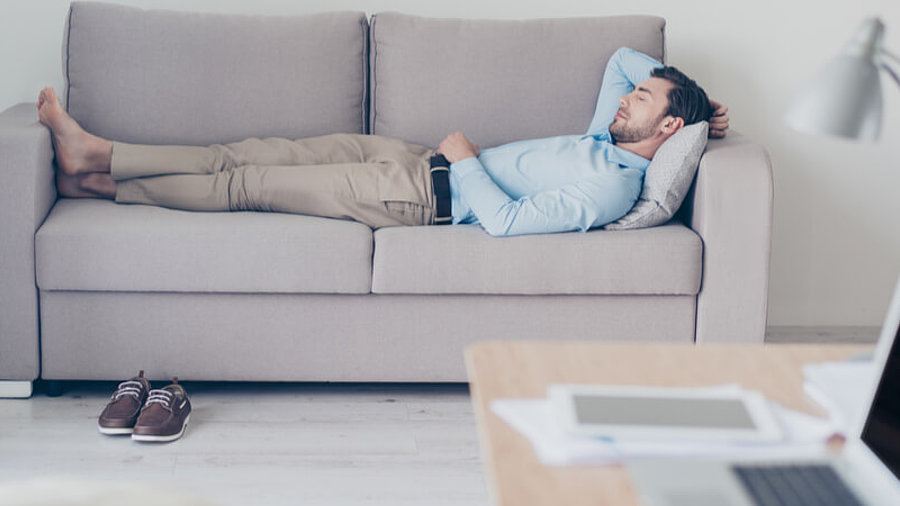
[708,99,729,138]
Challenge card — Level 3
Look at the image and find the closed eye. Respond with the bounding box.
[635,86,653,101]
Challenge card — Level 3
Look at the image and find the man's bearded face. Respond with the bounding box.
[609,111,666,143]
[609,77,673,144]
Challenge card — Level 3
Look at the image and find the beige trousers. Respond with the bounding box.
[112,133,437,228]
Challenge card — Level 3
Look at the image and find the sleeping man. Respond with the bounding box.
[40,47,728,236]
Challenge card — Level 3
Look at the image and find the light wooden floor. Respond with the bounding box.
[0,327,880,505]
[0,382,490,506]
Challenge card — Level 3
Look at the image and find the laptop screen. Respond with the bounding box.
[861,321,900,479]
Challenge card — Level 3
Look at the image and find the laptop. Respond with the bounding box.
[627,275,900,506]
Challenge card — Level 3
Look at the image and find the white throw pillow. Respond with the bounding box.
[604,121,708,230]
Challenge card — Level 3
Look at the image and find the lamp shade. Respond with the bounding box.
[784,18,885,141]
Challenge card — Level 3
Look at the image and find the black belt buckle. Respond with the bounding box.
[429,155,452,225]
[430,154,449,169]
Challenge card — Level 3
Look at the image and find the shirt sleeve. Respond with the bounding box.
[585,47,664,137]
[451,157,637,237]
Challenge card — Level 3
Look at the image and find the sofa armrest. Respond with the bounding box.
[0,103,57,381]
[687,132,773,343]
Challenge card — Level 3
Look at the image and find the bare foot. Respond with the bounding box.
[80,172,117,199]
[37,87,112,175]
[56,172,95,198]
[55,171,116,200]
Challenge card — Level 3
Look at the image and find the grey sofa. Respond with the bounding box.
[0,3,773,397]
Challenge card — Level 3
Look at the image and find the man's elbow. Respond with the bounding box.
[480,221,510,237]
[613,46,633,60]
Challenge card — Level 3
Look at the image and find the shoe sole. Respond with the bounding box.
[98,425,134,435]
[131,414,190,443]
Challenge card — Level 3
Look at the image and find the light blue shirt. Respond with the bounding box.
[449,47,663,236]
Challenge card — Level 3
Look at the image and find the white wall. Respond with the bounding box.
[3,0,900,327]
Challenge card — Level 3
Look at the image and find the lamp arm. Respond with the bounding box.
[882,48,900,64]
[879,48,900,88]
[882,63,900,89]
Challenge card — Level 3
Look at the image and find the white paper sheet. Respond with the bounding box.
[491,383,840,466]
[802,359,875,430]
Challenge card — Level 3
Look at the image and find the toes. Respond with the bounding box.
[38,87,58,109]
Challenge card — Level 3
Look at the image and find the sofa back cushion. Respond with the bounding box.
[64,2,368,145]
[369,13,665,149]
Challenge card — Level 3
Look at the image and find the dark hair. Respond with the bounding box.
[650,66,711,125]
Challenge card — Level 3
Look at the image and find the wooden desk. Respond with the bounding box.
[465,341,869,506]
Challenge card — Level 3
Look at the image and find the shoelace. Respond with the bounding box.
[144,389,175,409]
[112,380,145,401]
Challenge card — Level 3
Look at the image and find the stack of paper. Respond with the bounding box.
[802,359,875,431]
[491,363,873,467]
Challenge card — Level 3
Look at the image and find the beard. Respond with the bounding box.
[609,114,663,143]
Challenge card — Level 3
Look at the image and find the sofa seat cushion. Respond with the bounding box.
[36,200,373,294]
[372,223,702,295]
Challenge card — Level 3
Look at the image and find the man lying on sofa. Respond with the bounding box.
[40,47,728,237]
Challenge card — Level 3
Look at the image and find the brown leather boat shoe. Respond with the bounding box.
[98,370,150,435]
[131,378,191,443]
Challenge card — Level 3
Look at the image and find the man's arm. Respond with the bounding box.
[588,47,731,139]
[438,133,636,236]
[585,47,662,137]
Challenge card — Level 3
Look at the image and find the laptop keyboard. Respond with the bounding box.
[732,464,864,506]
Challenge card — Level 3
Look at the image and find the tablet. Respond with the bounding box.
[548,384,784,442]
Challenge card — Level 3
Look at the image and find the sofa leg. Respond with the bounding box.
[43,380,65,397]
[0,380,34,398]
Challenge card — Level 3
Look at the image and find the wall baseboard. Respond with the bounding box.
[0,381,33,398]
[765,326,881,344]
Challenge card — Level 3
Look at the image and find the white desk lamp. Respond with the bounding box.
[785,18,899,140]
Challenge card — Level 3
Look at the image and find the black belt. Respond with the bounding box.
[429,154,452,225]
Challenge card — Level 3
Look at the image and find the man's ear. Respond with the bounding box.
[660,116,684,135]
